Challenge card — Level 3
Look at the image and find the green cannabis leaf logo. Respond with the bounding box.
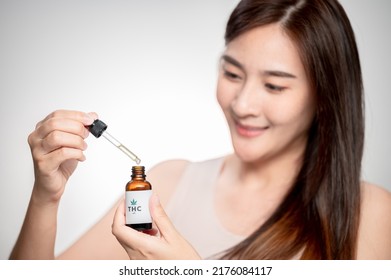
[130,199,137,206]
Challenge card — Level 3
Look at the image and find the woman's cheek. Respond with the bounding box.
[216,79,237,109]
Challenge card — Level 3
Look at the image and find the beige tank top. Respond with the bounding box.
[165,157,246,259]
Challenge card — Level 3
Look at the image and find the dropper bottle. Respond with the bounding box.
[88,119,141,165]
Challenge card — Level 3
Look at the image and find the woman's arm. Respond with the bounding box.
[9,190,60,259]
[10,107,189,259]
[357,182,391,259]
[9,110,97,259]
[56,200,128,259]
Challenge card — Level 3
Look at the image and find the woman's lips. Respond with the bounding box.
[235,121,268,138]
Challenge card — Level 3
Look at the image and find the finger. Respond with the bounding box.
[112,199,126,234]
[35,118,91,141]
[40,130,87,154]
[37,110,97,128]
[112,199,156,252]
[149,194,178,241]
[35,147,86,174]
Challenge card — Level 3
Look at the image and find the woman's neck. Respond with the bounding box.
[215,150,305,236]
[227,147,304,195]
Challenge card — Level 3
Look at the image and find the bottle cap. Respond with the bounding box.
[88,119,107,138]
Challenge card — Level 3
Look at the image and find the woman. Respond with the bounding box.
[10,0,391,260]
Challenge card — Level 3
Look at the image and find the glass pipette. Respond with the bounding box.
[88,119,141,165]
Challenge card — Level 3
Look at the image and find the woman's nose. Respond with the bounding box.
[231,80,262,118]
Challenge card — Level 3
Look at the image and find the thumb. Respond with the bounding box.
[150,194,178,241]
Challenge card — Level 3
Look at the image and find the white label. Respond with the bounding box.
[125,190,152,225]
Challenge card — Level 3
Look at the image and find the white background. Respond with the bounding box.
[0,0,390,259]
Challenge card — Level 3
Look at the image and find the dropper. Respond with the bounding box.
[88,119,141,165]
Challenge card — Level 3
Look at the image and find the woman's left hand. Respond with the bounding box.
[112,194,201,260]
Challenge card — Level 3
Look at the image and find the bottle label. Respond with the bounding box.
[125,190,152,225]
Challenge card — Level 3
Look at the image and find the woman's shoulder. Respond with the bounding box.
[146,156,227,185]
[146,159,191,207]
[146,156,227,207]
[361,181,391,212]
[147,158,191,177]
[357,181,391,259]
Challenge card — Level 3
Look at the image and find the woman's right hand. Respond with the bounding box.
[28,110,98,204]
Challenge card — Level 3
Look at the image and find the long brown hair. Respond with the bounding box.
[222,0,364,259]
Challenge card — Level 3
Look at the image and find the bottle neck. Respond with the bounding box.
[131,174,146,180]
[131,166,146,180]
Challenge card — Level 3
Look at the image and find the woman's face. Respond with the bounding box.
[217,24,316,163]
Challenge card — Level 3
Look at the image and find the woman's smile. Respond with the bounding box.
[234,119,269,138]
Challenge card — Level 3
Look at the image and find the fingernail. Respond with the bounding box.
[87,112,99,121]
[83,113,95,125]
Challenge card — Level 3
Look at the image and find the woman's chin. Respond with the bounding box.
[234,150,263,163]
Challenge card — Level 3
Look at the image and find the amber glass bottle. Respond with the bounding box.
[125,166,152,230]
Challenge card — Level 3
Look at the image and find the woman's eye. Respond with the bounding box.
[223,70,241,80]
[265,83,285,92]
